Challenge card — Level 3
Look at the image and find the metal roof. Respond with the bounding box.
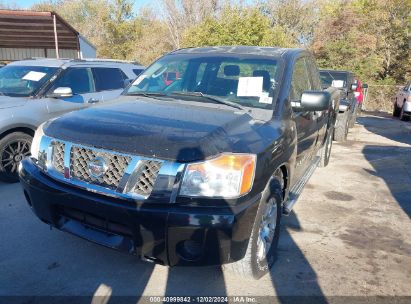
[0,9,80,50]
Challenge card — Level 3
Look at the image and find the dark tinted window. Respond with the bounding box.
[92,67,126,91]
[306,58,322,90]
[291,58,311,101]
[133,69,144,76]
[52,68,93,94]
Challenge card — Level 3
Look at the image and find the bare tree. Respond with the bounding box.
[159,0,223,48]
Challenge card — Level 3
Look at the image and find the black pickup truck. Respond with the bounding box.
[320,69,359,141]
[20,47,338,279]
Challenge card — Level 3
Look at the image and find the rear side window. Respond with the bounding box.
[52,68,94,94]
[291,57,311,101]
[133,69,144,76]
[92,67,126,91]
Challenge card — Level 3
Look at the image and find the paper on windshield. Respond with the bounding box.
[331,80,345,88]
[237,77,263,97]
[22,71,47,82]
[259,92,272,104]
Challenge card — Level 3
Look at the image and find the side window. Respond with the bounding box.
[133,69,144,76]
[306,58,322,90]
[92,67,126,91]
[291,57,311,102]
[52,68,93,95]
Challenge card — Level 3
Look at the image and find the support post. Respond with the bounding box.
[53,14,59,59]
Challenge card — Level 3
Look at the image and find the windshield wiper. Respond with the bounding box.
[170,91,246,111]
[126,92,167,97]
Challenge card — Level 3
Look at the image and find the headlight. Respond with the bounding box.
[30,122,46,160]
[179,153,256,198]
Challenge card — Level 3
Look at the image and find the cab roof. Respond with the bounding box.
[7,58,144,69]
[170,46,304,58]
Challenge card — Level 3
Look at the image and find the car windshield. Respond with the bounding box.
[0,65,58,97]
[125,54,280,109]
[320,71,348,88]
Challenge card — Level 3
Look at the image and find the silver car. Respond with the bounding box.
[0,58,144,182]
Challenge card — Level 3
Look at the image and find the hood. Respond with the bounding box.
[44,96,273,162]
[0,95,28,109]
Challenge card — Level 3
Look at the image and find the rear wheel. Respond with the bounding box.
[393,100,401,117]
[334,111,349,142]
[223,171,283,279]
[0,132,32,183]
[319,126,333,168]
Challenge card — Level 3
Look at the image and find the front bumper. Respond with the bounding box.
[19,158,260,266]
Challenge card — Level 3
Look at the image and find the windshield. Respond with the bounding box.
[0,65,58,97]
[125,54,280,109]
[320,71,348,88]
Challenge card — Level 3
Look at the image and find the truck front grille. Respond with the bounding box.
[131,160,162,196]
[52,141,65,174]
[70,146,132,190]
[49,140,164,198]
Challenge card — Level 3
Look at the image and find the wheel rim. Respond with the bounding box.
[1,139,31,173]
[256,198,277,262]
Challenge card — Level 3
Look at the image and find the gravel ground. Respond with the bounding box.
[0,112,410,302]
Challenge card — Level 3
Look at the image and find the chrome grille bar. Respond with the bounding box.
[38,136,184,201]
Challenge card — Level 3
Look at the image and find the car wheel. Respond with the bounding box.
[319,126,333,168]
[400,102,410,121]
[348,106,357,128]
[334,111,349,142]
[393,100,401,117]
[0,132,32,183]
[223,171,283,279]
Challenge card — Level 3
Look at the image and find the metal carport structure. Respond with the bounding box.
[0,9,96,61]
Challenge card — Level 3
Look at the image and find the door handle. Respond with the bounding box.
[88,98,99,104]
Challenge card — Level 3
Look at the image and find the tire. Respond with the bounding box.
[334,111,349,142]
[0,132,32,183]
[223,171,283,279]
[400,102,410,121]
[319,126,333,168]
[348,105,356,128]
[393,100,401,117]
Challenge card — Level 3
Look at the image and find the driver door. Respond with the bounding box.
[45,67,100,119]
[291,57,319,181]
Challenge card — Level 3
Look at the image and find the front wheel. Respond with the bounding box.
[0,132,32,183]
[334,111,349,142]
[223,175,283,279]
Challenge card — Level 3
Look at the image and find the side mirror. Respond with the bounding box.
[297,90,331,111]
[48,87,73,98]
[361,83,368,89]
[351,83,358,91]
[331,80,344,88]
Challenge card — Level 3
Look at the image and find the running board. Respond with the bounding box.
[283,156,320,215]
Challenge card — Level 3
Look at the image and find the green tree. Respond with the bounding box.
[182,6,294,48]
